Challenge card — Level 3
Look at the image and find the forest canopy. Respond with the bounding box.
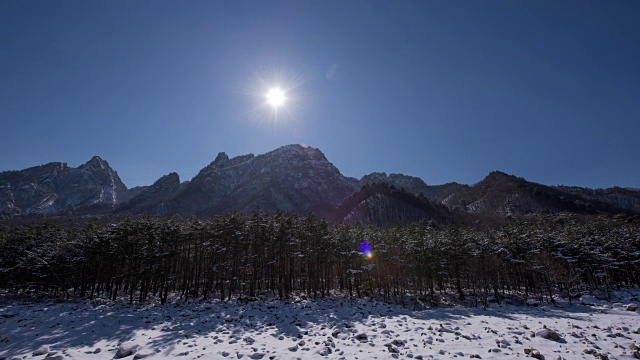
[0,213,638,307]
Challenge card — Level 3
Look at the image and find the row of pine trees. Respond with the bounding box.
[1,213,638,306]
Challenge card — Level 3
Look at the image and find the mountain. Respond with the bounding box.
[442,171,631,217]
[0,156,127,217]
[329,182,451,225]
[554,186,640,214]
[1,146,637,222]
[359,172,469,203]
[115,172,181,215]
[156,144,359,217]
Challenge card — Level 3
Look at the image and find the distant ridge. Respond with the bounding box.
[1,145,638,224]
[329,182,451,225]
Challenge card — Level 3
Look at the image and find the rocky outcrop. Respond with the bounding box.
[0,157,127,217]
[159,145,359,218]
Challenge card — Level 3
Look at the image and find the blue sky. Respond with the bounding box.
[1,0,639,189]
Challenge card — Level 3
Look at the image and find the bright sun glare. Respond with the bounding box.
[266,88,286,108]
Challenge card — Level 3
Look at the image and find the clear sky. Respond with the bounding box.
[1,1,639,189]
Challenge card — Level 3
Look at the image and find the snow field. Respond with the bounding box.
[1,291,640,360]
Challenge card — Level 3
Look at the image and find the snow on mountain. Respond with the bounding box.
[159,144,359,218]
[442,171,632,217]
[0,146,638,220]
[0,157,127,217]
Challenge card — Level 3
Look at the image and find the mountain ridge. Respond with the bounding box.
[1,144,638,223]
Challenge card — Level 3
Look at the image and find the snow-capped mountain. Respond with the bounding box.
[1,146,638,222]
[0,156,127,217]
[158,144,359,217]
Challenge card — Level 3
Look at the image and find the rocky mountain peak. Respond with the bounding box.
[360,172,388,184]
[160,144,357,218]
[476,171,521,188]
[485,170,515,180]
[2,146,638,221]
[269,144,327,160]
[213,152,230,166]
[80,156,110,170]
[163,172,180,182]
[0,155,129,217]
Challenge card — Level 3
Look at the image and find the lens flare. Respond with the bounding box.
[360,241,373,259]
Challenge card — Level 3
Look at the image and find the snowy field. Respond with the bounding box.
[1,291,639,360]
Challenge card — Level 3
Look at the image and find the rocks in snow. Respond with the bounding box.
[43,355,63,360]
[133,353,154,359]
[584,348,611,360]
[530,351,544,360]
[625,303,638,311]
[524,348,544,359]
[316,347,332,356]
[285,324,301,337]
[115,342,141,358]
[535,328,561,341]
[580,295,598,306]
[355,333,367,341]
[33,345,50,356]
[387,346,400,354]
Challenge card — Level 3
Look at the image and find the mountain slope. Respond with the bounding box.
[1,146,637,221]
[442,171,631,217]
[116,173,181,215]
[0,156,127,217]
[329,183,451,225]
[158,145,359,217]
[359,172,469,203]
[555,186,640,214]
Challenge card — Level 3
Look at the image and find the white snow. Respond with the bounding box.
[1,290,640,359]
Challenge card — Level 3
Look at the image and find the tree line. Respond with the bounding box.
[0,212,638,307]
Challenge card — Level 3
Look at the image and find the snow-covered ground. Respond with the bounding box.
[1,291,639,360]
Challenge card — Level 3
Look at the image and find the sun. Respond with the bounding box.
[266,87,286,108]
